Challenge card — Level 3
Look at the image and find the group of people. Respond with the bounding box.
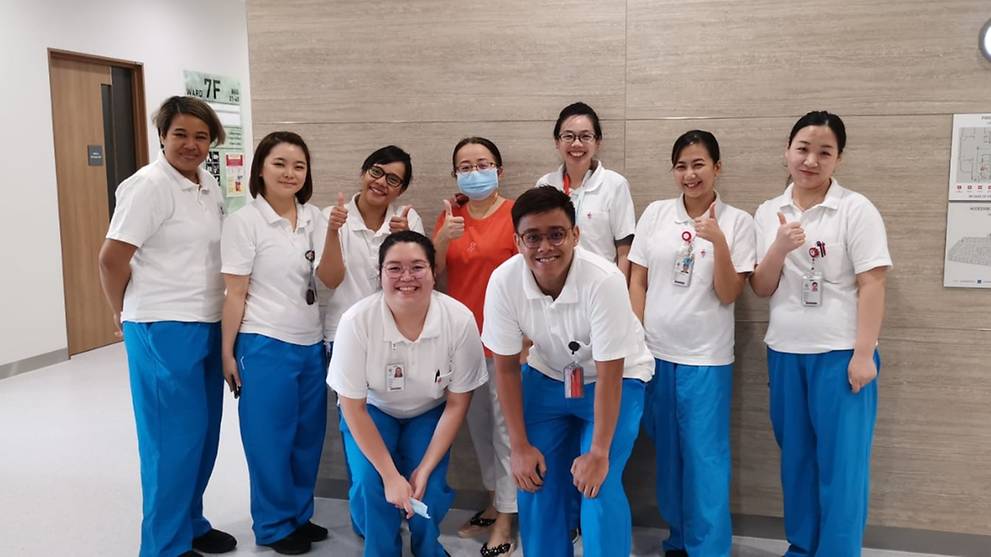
[99,96,890,557]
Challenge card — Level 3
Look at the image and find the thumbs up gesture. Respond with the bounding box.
[439,199,465,241]
[389,205,413,233]
[693,201,723,244]
[328,192,348,232]
[772,211,805,254]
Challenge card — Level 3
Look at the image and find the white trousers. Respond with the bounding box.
[465,358,517,513]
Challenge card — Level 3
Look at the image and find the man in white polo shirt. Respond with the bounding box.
[482,186,653,557]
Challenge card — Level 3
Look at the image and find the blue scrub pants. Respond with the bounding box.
[767,348,879,557]
[644,359,733,556]
[518,365,644,557]
[235,333,327,545]
[340,403,453,557]
[122,321,224,557]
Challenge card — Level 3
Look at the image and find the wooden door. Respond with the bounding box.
[50,57,118,355]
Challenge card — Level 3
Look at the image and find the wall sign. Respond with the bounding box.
[944,113,991,288]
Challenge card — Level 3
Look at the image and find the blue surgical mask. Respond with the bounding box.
[456,168,499,200]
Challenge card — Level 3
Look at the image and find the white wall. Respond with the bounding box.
[0,0,253,367]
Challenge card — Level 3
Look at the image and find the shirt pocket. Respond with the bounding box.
[817,236,852,284]
[432,370,454,397]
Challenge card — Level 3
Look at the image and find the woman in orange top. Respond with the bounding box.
[433,137,518,557]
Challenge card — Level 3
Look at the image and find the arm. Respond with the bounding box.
[628,263,648,323]
[339,396,415,517]
[750,212,805,298]
[710,233,748,304]
[615,238,632,284]
[571,357,623,498]
[848,267,887,393]
[220,273,249,393]
[409,390,472,499]
[492,352,546,491]
[316,194,348,289]
[97,239,137,336]
[432,200,464,276]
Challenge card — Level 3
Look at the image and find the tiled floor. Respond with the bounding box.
[0,344,950,556]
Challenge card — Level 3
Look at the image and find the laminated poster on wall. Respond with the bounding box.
[944,114,991,288]
[183,70,247,213]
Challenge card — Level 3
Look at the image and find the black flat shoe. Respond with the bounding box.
[262,532,311,555]
[192,529,237,553]
[665,551,689,557]
[293,521,329,542]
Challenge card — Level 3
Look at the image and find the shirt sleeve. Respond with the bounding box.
[753,202,774,263]
[609,177,637,241]
[587,270,641,362]
[327,309,370,399]
[448,309,488,394]
[408,207,425,234]
[730,211,757,273]
[845,196,892,274]
[220,212,256,275]
[106,176,170,248]
[627,203,655,267]
[481,266,524,356]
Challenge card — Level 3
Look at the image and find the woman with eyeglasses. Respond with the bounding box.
[99,96,236,557]
[432,137,518,556]
[628,130,756,557]
[329,230,488,557]
[536,101,636,280]
[317,145,423,357]
[220,131,329,555]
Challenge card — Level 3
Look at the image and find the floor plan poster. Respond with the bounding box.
[944,202,991,288]
[948,113,991,201]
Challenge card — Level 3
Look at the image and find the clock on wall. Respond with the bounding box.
[982,18,991,62]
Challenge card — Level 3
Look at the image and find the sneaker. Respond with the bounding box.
[293,521,329,542]
[261,532,311,555]
[192,529,237,554]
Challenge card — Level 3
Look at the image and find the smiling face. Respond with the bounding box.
[260,142,308,202]
[160,113,211,181]
[359,160,407,210]
[555,115,601,168]
[786,125,841,192]
[673,142,721,203]
[515,208,580,295]
[381,241,435,309]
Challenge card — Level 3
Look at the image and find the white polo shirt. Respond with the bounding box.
[322,195,424,341]
[754,180,892,354]
[328,291,488,419]
[482,248,654,383]
[221,196,326,346]
[535,163,636,263]
[106,156,225,323]
[629,194,756,366]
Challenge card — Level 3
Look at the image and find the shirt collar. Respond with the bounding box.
[520,250,580,304]
[779,178,844,213]
[551,162,605,194]
[157,154,208,192]
[380,292,442,344]
[347,194,400,235]
[254,195,311,229]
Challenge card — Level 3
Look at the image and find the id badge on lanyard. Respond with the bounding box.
[802,245,825,307]
[673,230,695,287]
[563,341,584,399]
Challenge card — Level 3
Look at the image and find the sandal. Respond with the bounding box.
[458,510,497,538]
[480,541,515,556]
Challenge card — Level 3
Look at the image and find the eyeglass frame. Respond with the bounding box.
[452,160,500,176]
[366,164,405,189]
[381,262,431,279]
[557,132,599,144]
[517,227,573,250]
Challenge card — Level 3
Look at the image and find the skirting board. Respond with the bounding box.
[0,348,68,380]
[316,479,991,556]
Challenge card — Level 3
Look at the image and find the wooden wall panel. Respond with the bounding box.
[627,0,991,119]
[248,0,627,124]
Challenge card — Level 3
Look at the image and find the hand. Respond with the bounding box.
[571,448,609,498]
[222,354,241,395]
[389,205,412,233]
[328,192,348,232]
[693,201,724,244]
[408,464,433,501]
[439,199,465,241]
[511,443,547,492]
[772,211,805,254]
[111,312,123,339]
[848,352,878,394]
[383,472,414,518]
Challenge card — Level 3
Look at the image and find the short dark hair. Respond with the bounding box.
[153,96,225,146]
[553,101,603,140]
[788,111,847,154]
[361,145,413,191]
[451,136,503,170]
[379,230,436,272]
[248,131,314,204]
[512,186,576,232]
[671,130,721,166]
